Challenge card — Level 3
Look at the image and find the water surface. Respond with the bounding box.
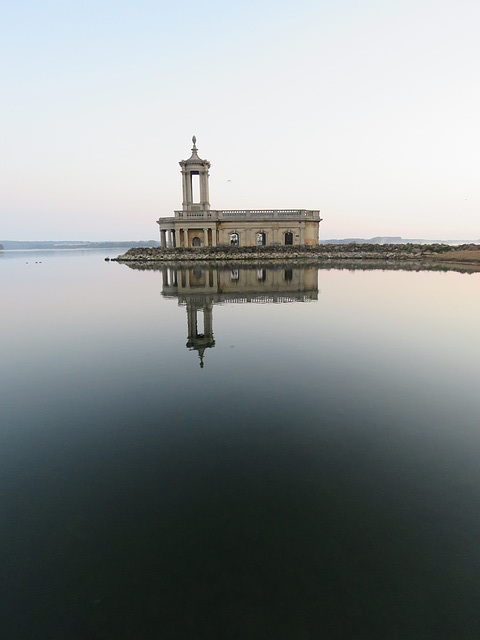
[1,251,480,638]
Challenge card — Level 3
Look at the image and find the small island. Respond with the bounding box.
[115,137,480,272]
[115,243,480,272]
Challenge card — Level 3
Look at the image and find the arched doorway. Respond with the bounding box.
[285,232,293,245]
[192,236,201,247]
[257,232,266,246]
[230,233,239,246]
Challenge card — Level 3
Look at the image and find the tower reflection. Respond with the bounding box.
[161,266,318,368]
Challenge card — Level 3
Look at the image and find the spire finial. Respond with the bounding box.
[192,135,197,148]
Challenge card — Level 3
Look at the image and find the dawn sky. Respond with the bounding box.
[1,0,479,241]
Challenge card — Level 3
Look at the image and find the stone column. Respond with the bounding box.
[204,170,210,205]
[182,173,188,207]
[204,302,213,338]
[183,229,189,248]
[212,227,217,247]
[300,223,305,246]
[200,171,206,205]
[203,228,209,247]
[186,301,197,340]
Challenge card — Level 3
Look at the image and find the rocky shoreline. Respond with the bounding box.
[113,243,480,272]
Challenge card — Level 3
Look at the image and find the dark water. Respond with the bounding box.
[1,250,480,639]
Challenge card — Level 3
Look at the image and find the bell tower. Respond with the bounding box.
[186,299,215,368]
[179,136,211,213]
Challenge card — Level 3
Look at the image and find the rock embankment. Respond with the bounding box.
[114,243,480,267]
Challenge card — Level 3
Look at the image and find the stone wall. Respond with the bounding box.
[112,243,480,273]
[115,243,477,262]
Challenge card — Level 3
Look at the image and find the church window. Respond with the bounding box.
[257,269,266,282]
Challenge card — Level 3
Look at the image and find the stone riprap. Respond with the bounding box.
[114,243,480,269]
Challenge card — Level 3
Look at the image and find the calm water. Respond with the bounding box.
[1,250,480,639]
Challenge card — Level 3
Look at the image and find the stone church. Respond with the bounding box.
[157,137,322,248]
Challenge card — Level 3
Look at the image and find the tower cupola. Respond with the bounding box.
[179,136,211,213]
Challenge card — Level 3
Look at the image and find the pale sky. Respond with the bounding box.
[1,0,479,241]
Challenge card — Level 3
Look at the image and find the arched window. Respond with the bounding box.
[257,232,266,246]
[230,233,239,246]
[285,232,293,245]
[192,236,201,247]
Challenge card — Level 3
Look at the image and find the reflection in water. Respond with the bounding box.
[159,265,318,367]
[4,252,480,638]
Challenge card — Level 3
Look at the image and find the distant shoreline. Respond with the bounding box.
[0,241,159,251]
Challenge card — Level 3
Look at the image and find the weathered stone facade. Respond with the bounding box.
[157,137,322,248]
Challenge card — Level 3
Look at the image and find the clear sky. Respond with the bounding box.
[1,0,479,241]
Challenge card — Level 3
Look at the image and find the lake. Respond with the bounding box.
[1,249,480,639]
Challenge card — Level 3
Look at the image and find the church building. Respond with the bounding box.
[157,137,322,248]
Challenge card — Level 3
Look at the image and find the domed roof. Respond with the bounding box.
[181,136,210,167]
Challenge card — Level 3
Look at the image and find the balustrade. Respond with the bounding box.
[170,209,320,220]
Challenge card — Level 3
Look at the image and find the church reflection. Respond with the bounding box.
[161,266,318,368]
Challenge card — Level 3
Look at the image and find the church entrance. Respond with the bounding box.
[230,233,239,246]
[257,232,266,246]
[192,236,201,247]
[285,232,293,245]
